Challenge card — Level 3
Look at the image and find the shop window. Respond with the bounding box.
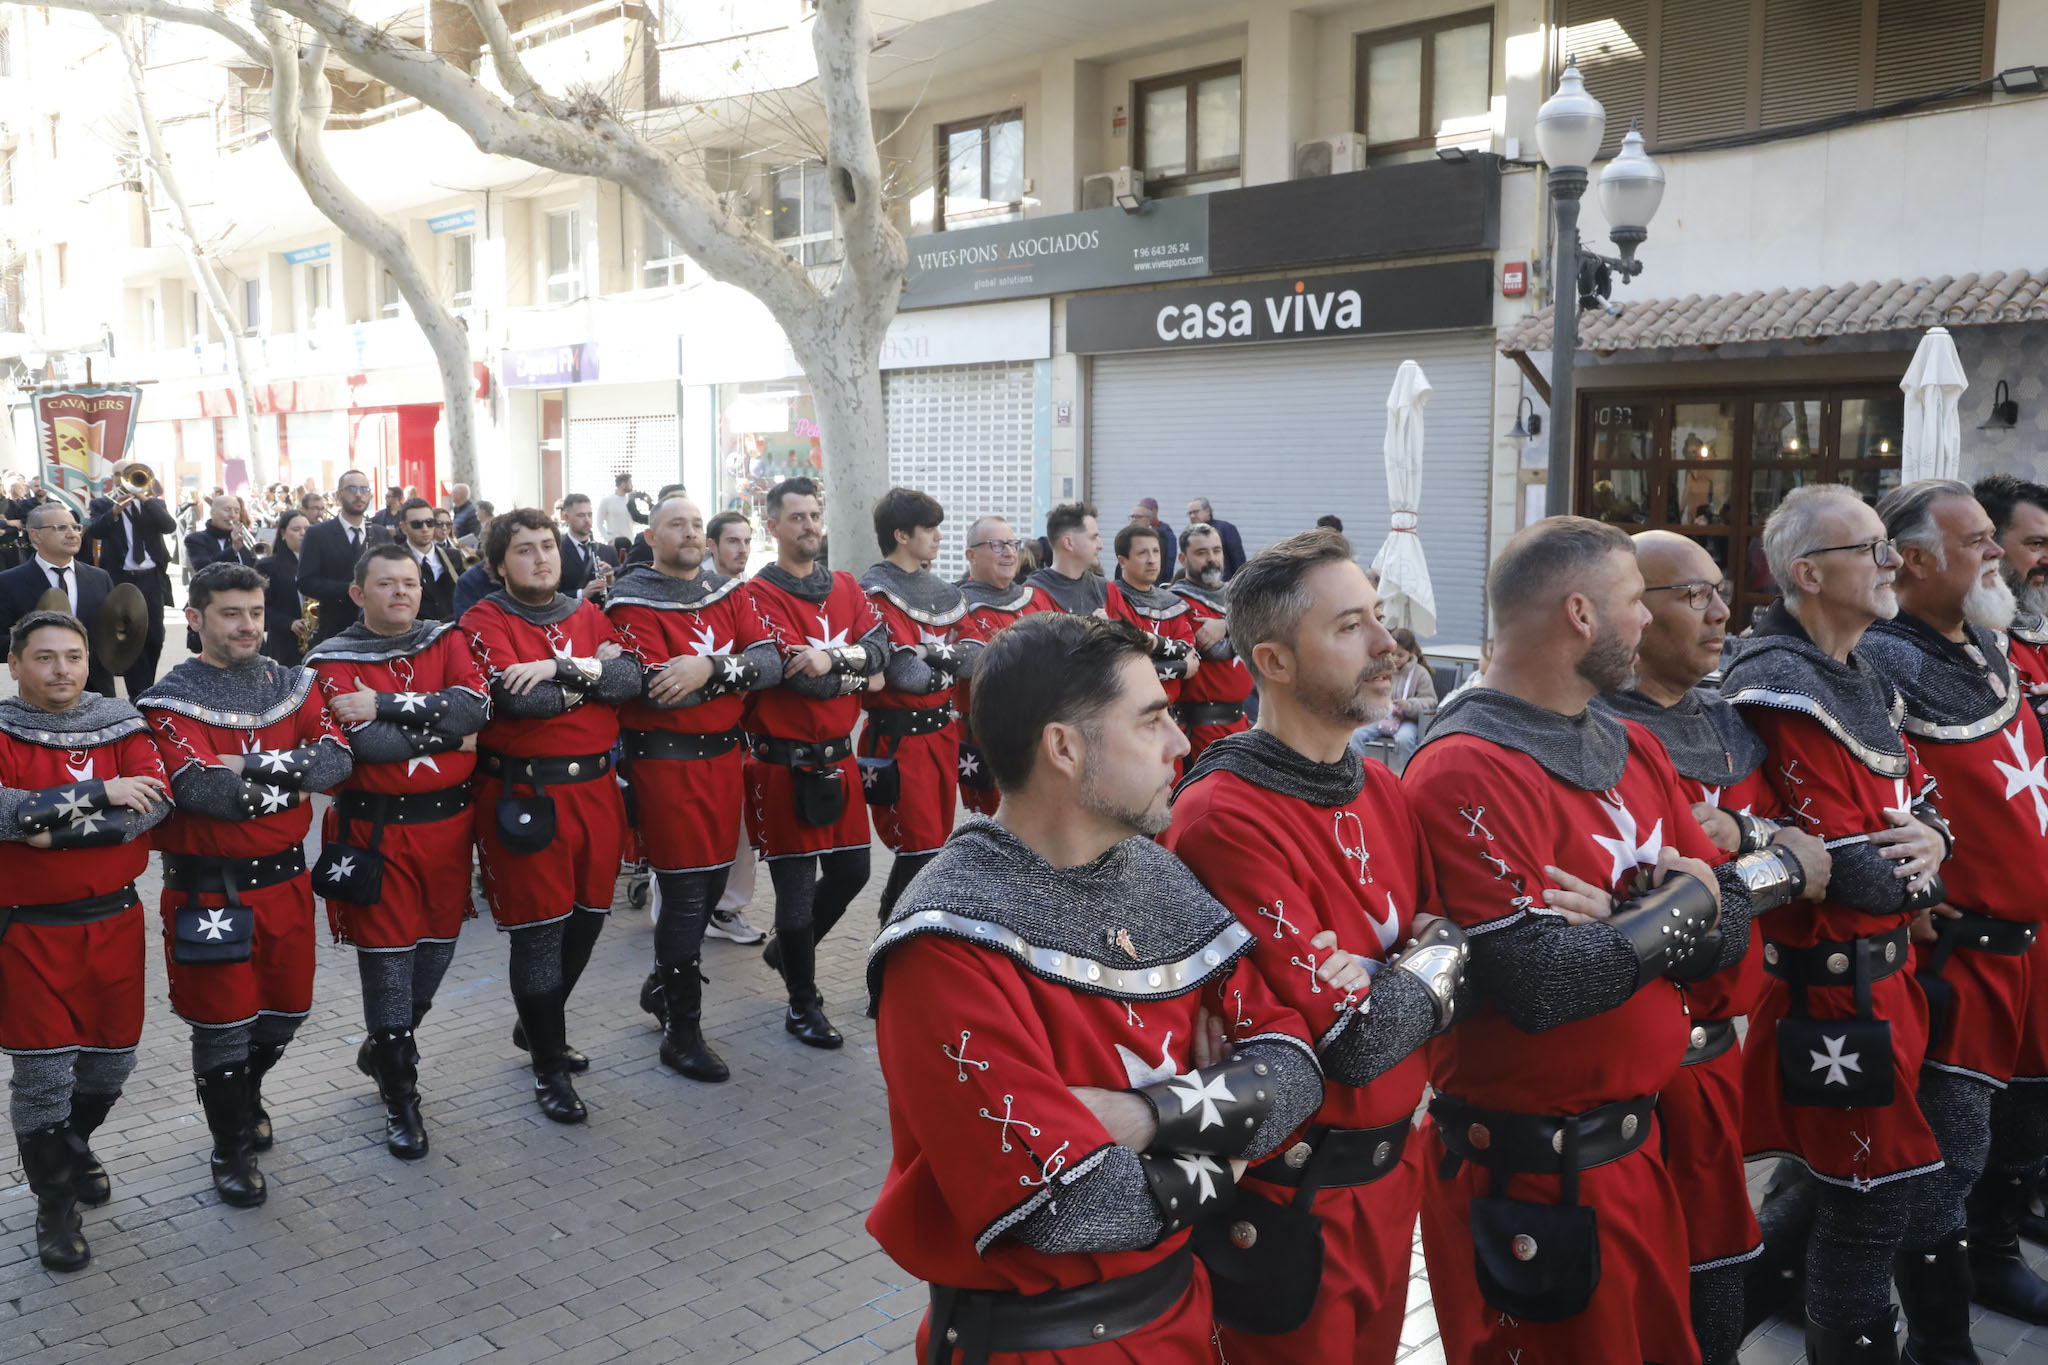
[642,205,687,288]
[449,231,475,308]
[1134,62,1241,197]
[1355,9,1493,166]
[770,162,839,266]
[546,207,583,303]
[936,110,1023,230]
[716,380,820,534]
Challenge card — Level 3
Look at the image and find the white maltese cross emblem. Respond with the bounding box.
[195,908,235,941]
[1811,1035,1862,1087]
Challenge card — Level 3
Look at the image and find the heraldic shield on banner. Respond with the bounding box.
[32,384,144,520]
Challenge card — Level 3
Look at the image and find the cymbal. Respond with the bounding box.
[33,587,70,615]
[96,582,150,677]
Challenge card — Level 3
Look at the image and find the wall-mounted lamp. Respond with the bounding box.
[1435,146,1471,164]
[1114,190,1146,214]
[1508,396,1543,440]
[1997,66,2046,95]
[1981,379,2020,431]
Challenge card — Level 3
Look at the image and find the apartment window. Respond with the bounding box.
[449,231,475,308]
[546,208,583,303]
[52,243,64,289]
[641,206,687,288]
[143,297,161,351]
[188,288,201,343]
[770,162,839,266]
[1133,63,1241,197]
[45,113,56,161]
[242,278,259,335]
[1562,0,1992,156]
[936,110,1023,230]
[378,268,401,318]
[0,150,14,206]
[0,24,14,78]
[1355,10,1493,166]
[303,261,331,329]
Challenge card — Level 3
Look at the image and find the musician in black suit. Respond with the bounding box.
[295,469,388,644]
[557,493,619,599]
[258,510,310,665]
[87,462,176,697]
[0,503,116,695]
[182,494,262,653]
[394,497,465,621]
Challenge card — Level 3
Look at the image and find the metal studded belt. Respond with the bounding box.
[1430,1092,1658,1174]
[623,728,745,761]
[6,885,142,927]
[161,847,307,894]
[337,783,473,826]
[751,735,853,767]
[1682,1017,1738,1067]
[476,750,612,786]
[865,706,954,739]
[1171,701,1247,728]
[1937,909,2039,957]
[923,1247,1193,1365]
[1762,927,1911,986]
[1250,1117,1411,1192]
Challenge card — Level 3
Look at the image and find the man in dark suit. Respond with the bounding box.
[448,482,479,540]
[395,497,465,621]
[0,503,116,695]
[295,469,385,644]
[88,462,177,697]
[1185,496,1248,579]
[556,493,619,599]
[181,495,261,652]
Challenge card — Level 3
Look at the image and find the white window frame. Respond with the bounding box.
[242,277,260,336]
[378,267,402,318]
[449,231,475,309]
[545,207,583,303]
[641,205,686,288]
[769,162,839,267]
[302,260,333,330]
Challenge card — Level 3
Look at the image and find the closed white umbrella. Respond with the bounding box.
[1899,326,1968,483]
[1371,359,1437,637]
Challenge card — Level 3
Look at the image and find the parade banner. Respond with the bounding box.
[33,384,144,519]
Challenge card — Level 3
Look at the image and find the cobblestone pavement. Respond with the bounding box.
[7,617,2048,1362]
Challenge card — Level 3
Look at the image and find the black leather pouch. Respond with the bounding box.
[496,789,558,853]
[1468,1145,1600,1324]
[314,803,387,905]
[172,897,254,965]
[957,740,996,792]
[1778,940,1895,1109]
[790,763,846,827]
[1191,1188,1326,1335]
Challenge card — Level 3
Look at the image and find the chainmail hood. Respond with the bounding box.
[1025,567,1108,614]
[1597,686,1768,788]
[1169,577,1226,611]
[1859,612,2020,740]
[1114,580,1188,621]
[1419,686,1630,792]
[304,618,458,665]
[959,579,1038,613]
[859,560,966,626]
[2010,610,2048,647]
[1173,727,1364,808]
[604,564,739,612]
[483,590,581,626]
[139,655,314,728]
[0,692,146,747]
[1720,599,1907,776]
[867,816,1252,1016]
[755,562,834,604]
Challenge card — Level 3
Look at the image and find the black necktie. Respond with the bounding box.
[420,554,435,582]
[348,526,360,552]
[52,565,68,604]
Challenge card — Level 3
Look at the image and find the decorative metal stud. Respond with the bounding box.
[1512,1234,1538,1261]
[1690,1026,1708,1049]
[1826,952,1849,975]
[1373,1141,1393,1166]
[1230,1221,1258,1249]
[1468,1124,1491,1150]
[1620,1114,1639,1140]
[1284,1142,1312,1169]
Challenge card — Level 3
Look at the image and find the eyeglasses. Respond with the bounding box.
[1643,580,1733,611]
[1800,538,1900,567]
[969,539,1022,553]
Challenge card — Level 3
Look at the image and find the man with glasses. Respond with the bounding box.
[298,471,384,645]
[1167,522,1251,763]
[397,497,463,621]
[0,504,116,697]
[1721,485,1954,1363]
[1857,480,2048,1344]
[1598,530,1832,1365]
[955,516,1055,817]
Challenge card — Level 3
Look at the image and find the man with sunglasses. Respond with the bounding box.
[1721,484,1954,1363]
[398,497,464,621]
[1598,531,1832,1365]
[954,516,1055,817]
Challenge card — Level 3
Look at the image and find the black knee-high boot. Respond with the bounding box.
[244,1040,288,1152]
[16,1123,88,1270]
[658,962,728,1081]
[1967,1169,2048,1322]
[512,990,585,1124]
[1895,1231,1979,1364]
[194,1065,265,1207]
[1806,1307,1901,1364]
[65,1091,117,1207]
[367,1029,428,1160]
[1745,1159,1818,1334]
[875,852,934,926]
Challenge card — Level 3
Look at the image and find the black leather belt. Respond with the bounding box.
[751,734,853,767]
[1172,700,1247,728]
[1763,927,1911,986]
[1682,1017,1739,1067]
[923,1247,1192,1365]
[477,750,612,786]
[866,706,954,739]
[161,848,307,895]
[1938,909,2039,957]
[6,885,142,928]
[337,783,472,826]
[1431,1092,1658,1174]
[1250,1117,1410,1192]
[624,728,744,761]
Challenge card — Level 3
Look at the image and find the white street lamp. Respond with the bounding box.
[1598,122,1666,260]
[1534,58,1606,172]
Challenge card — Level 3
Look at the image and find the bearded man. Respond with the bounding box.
[1977,474,2048,700]
[1167,523,1253,763]
[954,515,1055,817]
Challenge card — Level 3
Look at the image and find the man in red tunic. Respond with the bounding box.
[463,509,640,1124]
[606,495,779,1081]
[1166,523,1252,763]
[1720,484,1954,1362]
[1163,529,1468,1363]
[1598,531,1832,1363]
[743,476,885,1050]
[1024,502,1109,615]
[307,544,489,1159]
[859,488,971,923]
[955,515,1056,818]
[867,611,1326,1364]
[0,612,169,1270]
[1105,523,1200,714]
[1404,516,1797,1365]
[1861,481,2048,1341]
[140,561,353,1208]
[1979,474,2048,705]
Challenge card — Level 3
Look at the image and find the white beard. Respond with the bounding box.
[1964,574,2019,634]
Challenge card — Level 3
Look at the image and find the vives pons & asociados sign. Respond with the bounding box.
[899,197,1210,310]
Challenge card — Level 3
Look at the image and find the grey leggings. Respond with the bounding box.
[9,1048,137,1132]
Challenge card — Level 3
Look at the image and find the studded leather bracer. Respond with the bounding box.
[1910,800,1954,860]
[13,781,109,834]
[234,780,302,819]
[1131,1054,1282,1159]
[241,745,322,791]
[373,691,451,725]
[1137,1150,1239,1240]
[1606,872,1720,988]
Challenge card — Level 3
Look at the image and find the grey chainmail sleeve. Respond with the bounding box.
[168,766,267,821]
[1199,636,1236,662]
[1004,1143,1170,1255]
[302,736,353,793]
[1466,913,1645,1033]
[1701,866,1757,978]
[0,787,35,842]
[955,638,986,678]
[780,668,850,699]
[1230,1035,1325,1160]
[1822,836,1917,915]
[881,647,953,695]
[737,640,783,692]
[592,655,642,706]
[434,687,490,737]
[1316,966,1437,1088]
[857,621,890,674]
[343,722,460,765]
[491,679,573,718]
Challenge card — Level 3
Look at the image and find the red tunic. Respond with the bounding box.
[1163,759,1432,1365]
[743,571,881,860]
[861,584,965,856]
[462,598,629,927]
[1402,722,1715,1365]
[311,625,487,949]
[143,671,346,1027]
[0,721,165,1054]
[1735,707,1942,1186]
[1996,624,2048,1085]
[1165,587,1253,765]
[609,577,776,874]
[1104,583,1199,708]
[955,585,1057,816]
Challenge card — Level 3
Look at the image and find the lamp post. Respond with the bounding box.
[1536,58,1665,516]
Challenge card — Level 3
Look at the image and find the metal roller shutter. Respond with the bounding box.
[565,414,680,508]
[886,362,1038,581]
[1088,331,1494,645]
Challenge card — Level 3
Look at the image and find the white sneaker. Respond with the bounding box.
[705,909,766,945]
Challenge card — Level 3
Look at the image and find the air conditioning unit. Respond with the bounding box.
[1294,132,1368,180]
[1080,166,1142,211]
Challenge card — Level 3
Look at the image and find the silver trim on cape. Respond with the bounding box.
[1723,684,1909,777]
[138,669,318,730]
[1899,678,2022,742]
[870,907,1254,1000]
[303,619,460,664]
[864,582,967,628]
[603,576,744,614]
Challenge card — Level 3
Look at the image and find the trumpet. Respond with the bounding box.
[111,463,155,506]
[295,597,318,644]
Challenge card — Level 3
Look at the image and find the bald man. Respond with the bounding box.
[1597,531,1830,1364]
[1403,516,1796,1365]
